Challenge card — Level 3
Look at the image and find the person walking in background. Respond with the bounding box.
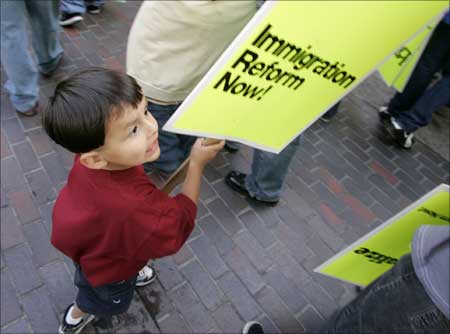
[59,0,105,27]
[379,12,450,149]
[1,0,63,116]
[126,0,257,174]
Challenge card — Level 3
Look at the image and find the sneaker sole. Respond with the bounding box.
[136,273,157,287]
[59,16,83,26]
[58,314,95,334]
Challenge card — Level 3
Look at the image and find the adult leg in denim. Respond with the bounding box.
[146,102,187,173]
[325,255,448,333]
[60,0,86,14]
[245,136,301,202]
[26,0,64,74]
[0,0,39,112]
[395,74,450,133]
[388,21,450,115]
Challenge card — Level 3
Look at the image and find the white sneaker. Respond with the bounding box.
[136,265,157,287]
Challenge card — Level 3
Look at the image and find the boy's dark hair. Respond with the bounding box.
[42,67,143,153]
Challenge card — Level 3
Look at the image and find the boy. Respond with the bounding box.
[42,67,224,334]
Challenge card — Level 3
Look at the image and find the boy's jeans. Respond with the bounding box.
[146,101,196,174]
[0,0,63,112]
[245,135,301,202]
[60,0,105,14]
[324,255,449,333]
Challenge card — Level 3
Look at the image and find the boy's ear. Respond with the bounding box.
[79,151,108,170]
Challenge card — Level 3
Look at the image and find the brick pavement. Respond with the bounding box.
[1,2,449,333]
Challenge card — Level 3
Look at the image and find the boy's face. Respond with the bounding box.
[96,97,160,170]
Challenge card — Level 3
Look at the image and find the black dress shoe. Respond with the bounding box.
[225,171,279,206]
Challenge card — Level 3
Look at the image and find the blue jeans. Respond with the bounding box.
[1,0,63,112]
[60,0,105,14]
[396,74,450,132]
[246,135,301,202]
[324,255,449,333]
[388,20,450,128]
[146,101,196,174]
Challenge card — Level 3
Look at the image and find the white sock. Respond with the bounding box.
[65,305,83,325]
[391,117,404,130]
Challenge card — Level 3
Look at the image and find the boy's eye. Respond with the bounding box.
[131,126,138,135]
[144,109,149,116]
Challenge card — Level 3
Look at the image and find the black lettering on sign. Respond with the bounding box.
[353,247,398,265]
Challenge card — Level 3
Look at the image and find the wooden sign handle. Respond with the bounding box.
[161,138,221,194]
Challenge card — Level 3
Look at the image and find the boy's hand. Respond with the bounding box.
[189,138,225,168]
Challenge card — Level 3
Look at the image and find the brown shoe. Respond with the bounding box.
[17,103,39,117]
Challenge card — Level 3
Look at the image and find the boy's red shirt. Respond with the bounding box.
[51,156,196,287]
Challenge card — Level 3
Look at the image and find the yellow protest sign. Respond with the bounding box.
[314,184,450,287]
[378,17,440,92]
[164,1,448,153]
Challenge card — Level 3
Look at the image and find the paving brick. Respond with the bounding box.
[342,138,371,162]
[3,243,42,294]
[213,180,249,214]
[288,156,317,186]
[113,294,161,334]
[367,137,397,160]
[239,210,276,249]
[217,271,262,322]
[136,279,174,322]
[207,198,244,236]
[341,127,371,151]
[25,169,56,205]
[301,279,337,319]
[342,151,372,176]
[257,314,281,334]
[9,190,40,224]
[153,257,184,292]
[188,234,228,279]
[1,157,26,191]
[199,178,217,202]
[397,182,421,202]
[1,207,25,250]
[1,269,22,326]
[255,286,303,333]
[316,141,347,166]
[233,230,272,274]
[2,118,26,144]
[419,165,445,185]
[250,201,281,229]
[187,223,201,242]
[263,268,309,315]
[23,221,59,267]
[21,287,59,333]
[313,153,347,180]
[266,242,310,285]
[370,202,394,222]
[168,283,217,333]
[341,177,374,207]
[368,173,401,200]
[38,201,54,234]
[394,169,427,195]
[1,318,33,334]
[196,215,235,257]
[1,130,12,158]
[171,243,194,266]
[196,200,209,219]
[211,303,244,334]
[40,152,70,186]
[370,186,401,214]
[275,203,315,240]
[305,215,347,253]
[181,260,225,311]
[157,312,191,334]
[285,173,320,209]
[203,165,223,184]
[296,305,325,332]
[39,261,76,313]
[272,221,313,264]
[11,140,40,173]
[224,246,265,295]
[299,136,320,157]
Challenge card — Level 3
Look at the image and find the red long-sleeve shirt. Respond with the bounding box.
[51,157,196,287]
